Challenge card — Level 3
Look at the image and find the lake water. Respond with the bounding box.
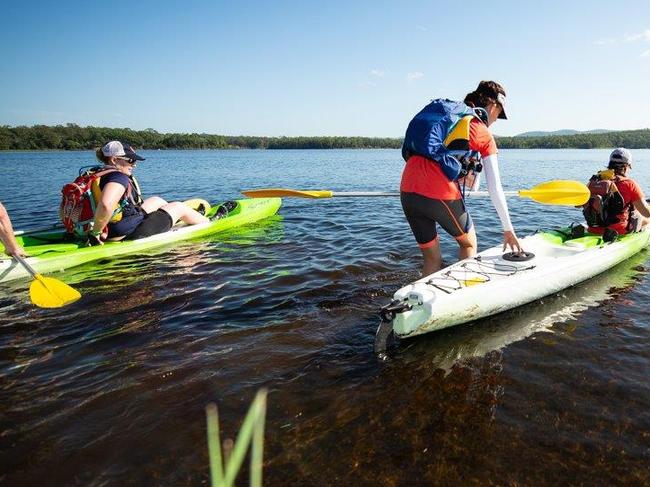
[1,149,649,486]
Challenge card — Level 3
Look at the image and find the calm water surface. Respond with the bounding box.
[1,149,649,485]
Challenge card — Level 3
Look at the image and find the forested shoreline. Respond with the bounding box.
[2,124,650,151]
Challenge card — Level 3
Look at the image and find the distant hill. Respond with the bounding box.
[515,129,613,137]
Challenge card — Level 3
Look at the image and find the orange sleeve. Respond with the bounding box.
[469,118,497,158]
[623,179,645,204]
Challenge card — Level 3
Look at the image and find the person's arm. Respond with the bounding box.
[467,119,522,251]
[0,203,27,257]
[626,180,650,218]
[483,154,513,231]
[632,198,650,218]
[482,154,523,252]
[90,182,126,240]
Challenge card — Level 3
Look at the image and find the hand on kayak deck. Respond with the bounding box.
[85,234,104,247]
[502,230,523,253]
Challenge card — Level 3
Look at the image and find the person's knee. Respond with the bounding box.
[141,196,168,213]
[160,201,185,219]
[162,201,207,225]
[162,201,183,211]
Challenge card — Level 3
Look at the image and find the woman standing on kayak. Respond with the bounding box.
[87,141,209,245]
[400,81,522,276]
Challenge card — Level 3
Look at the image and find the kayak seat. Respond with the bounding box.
[564,236,602,249]
[562,241,586,250]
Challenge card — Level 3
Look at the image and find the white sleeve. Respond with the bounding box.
[481,154,514,232]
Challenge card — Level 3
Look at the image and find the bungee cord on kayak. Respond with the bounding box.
[422,258,537,295]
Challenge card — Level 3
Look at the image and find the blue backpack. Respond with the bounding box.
[402,98,483,181]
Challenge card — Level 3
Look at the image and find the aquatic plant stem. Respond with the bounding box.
[206,403,224,487]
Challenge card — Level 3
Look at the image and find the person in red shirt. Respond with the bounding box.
[401,81,522,276]
[586,148,650,236]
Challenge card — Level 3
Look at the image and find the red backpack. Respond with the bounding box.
[59,166,133,238]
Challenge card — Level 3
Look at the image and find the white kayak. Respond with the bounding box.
[375,227,650,352]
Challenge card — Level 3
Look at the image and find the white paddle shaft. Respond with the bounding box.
[329,191,516,197]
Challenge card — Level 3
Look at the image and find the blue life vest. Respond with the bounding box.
[402,99,485,181]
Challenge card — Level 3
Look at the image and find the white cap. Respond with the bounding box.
[101,141,127,157]
[609,147,632,166]
[100,141,145,161]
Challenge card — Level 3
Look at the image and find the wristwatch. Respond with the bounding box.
[90,229,102,238]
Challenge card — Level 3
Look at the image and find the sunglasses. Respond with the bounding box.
[116,157,137,165]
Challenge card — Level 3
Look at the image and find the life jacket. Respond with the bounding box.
[582,170,629,228]
[402,98,486,181]
[59,166,142,238]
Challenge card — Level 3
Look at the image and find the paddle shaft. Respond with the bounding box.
[324,190,586,198]
[12,254,39,278]
[323,191,516,197]
[14,222,64,237]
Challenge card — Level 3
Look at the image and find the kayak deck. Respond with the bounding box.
[380,227,650,346]
[1,197,281,283]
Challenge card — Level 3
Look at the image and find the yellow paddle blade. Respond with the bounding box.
[241,188,334,199]
[29,274,81,308]
[518,180,590,206]
[183,198,211,215]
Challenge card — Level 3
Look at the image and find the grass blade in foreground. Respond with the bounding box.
[13,254,81,308]
[206,389,268,487]
[206,404,224,486]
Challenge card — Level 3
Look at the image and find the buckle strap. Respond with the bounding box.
[379,299,411,323]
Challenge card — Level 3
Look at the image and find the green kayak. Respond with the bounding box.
[0,197,281,283]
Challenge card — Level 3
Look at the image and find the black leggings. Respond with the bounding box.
[401,192,473,246]
[126,209,174,240]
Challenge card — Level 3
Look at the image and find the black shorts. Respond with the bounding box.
[401,192,473,247]
[126,209,174,240]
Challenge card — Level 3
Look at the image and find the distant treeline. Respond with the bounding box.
[497,129,650,149]
[0,124,400,150]
[1,124,650,151]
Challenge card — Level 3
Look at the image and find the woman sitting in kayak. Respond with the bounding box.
[400,80,523,276]
[583,148,650,238]
[87,141,209,245]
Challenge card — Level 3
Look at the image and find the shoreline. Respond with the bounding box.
[2,126,650,152]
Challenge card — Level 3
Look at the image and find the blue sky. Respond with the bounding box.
[1,0,649,137]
